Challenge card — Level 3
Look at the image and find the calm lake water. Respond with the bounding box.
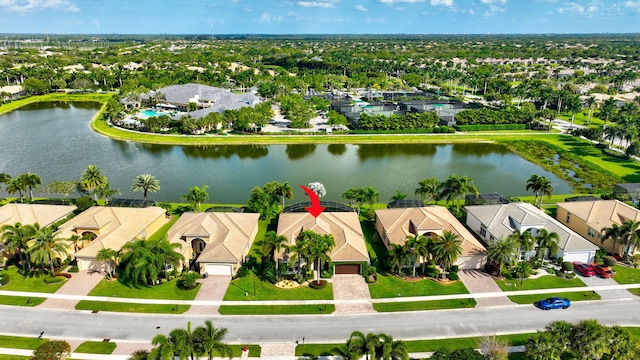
[0,102,572,203]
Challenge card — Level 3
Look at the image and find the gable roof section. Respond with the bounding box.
[58,206,166,258]
[557,200,640,232]
[276,212,369,262]
[167,212,260,263]
[0,203,76,228]
[375,206,485,256]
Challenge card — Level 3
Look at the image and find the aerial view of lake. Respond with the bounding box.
[0,102,572,204]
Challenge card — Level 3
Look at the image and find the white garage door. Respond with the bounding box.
[561,251,594,264]
[456,255,485,270]
[203,263,233,276]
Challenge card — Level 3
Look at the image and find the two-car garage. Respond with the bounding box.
[202,263,233,276]
[334,263,361,275]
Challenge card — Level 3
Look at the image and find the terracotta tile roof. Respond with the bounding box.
[0,203,76,228]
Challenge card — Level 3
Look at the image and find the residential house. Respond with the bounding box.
[141,83,260,113]
[0,85,25,101]
[165,212,260,276]
[56,206,167,271]
[465,202,598,263]
[276,212,370,275]
[556,200,640,256]
[375,206,486,269]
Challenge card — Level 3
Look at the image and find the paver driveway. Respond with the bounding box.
[458,269,514,307]
[39,270,105,310]
[576,273,635,300]
[185,275,231,315]
[332,274,375,314]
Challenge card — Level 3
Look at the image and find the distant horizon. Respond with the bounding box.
[2,32,640,37]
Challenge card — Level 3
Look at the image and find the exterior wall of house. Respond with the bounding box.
[142,215,167,240]
[465,213,488,241]
[374,217,392,250]
[557,206,628,255]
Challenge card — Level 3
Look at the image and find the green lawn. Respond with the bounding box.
[496,275,586,291]
[507,291,600,304]
[147,215,180,241]
[0,93,112,116]
[0,266,67,293]
[0,335,47,350]
[218,304,334,315]
[373,298,476,312]
[612,265,640,284]
[73,341,116,354]
[87,278,199,300]
[0,295,46,307]
[368,273,469,298]
[227,345,261,358]
[223,276,333,301]
[0,355,30,360]
[75,300,189,314]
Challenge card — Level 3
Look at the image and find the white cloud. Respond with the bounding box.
[379,0,426,4]
[355,4,368,11]
[366,16,386,23]
[462,8,475,15]
[430,0,453,6]
[0,0,79,12]
[259,12,284,23]
[480,0,507,4]
[624,1,640,11]
[297,0,339,8]
[557,2,585,15]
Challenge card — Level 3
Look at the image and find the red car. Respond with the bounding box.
[590,263,614,278]
[573,262,595,277]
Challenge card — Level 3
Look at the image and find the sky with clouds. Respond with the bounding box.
[0,0,639,35]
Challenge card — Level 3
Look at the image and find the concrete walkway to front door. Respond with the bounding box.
[331,274,375,314]
[458,269,514,307]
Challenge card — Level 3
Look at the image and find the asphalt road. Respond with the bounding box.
[4,299,640,344]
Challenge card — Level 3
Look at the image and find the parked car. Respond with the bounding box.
[535,297,571,310]
[573,261,595,277]
[590,263,614,278]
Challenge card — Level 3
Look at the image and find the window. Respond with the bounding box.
[480,225,487,237]
[587,228,596,238]
[489,235,496,242]
[566,213,571,224]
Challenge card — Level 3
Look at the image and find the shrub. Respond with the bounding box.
[54,272,72,279]
[449,265,459,273]
[44,276,64,284]
[603,256,616,267]
[236,266,250,278]
[0,274,9,285]
[68,265,79,273]
[546,268,556,275]
[177,272,200,290]
[562,261,574,273]
[567,272,576,279]
[321,270,331,278]
[309,280,327,289]
[447,272,459,281]
[424,266,441,278]
[32,340,71,360]
[74,196,94,211]
[367,266,377,276]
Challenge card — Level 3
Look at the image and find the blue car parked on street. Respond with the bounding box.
[535,297,571,310]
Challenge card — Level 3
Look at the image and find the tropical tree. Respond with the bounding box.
[509,229,535,261]
[526,175,553,207]
[536,177,553,207]
[390,191,408,202]
[95,182,120,206]
[27,226,68,274]
[535,229,560,260]
[80,165,107,201]
[569,319,609,360]
[604,220,640,256]
[119,238,183,287]
[306,231,335,282]
[0,222,36,271]
[486,237,518,274]
[307,182,326,198]
[404,234,430,277]
[182,185,209,212]
[131,174,160,205]
[5,178,27,202]
[277,181,294,209]
[346,331,375,360]
[0,173,10,192]
[194,320,232,360]
[526,174,541,206]
[256,230,288,272]
[438,174,478,213]
[41,181,77,204]
[149,332,180,360]
[608,325,640,360]
[387,243,409,274]
[431,230,463,276]
[96,247,119,278]
[415,177,440,204]
[524,332,562,360]
[378,333,409,360]
[16,172,41,201]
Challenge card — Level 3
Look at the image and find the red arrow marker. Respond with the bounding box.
[299,185,326,218]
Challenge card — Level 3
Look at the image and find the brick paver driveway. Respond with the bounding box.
[185,275,231,315]
[458,269,514,307]
[332,274,375,314]
[39,270,105,310]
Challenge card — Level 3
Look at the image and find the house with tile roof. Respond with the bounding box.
[465,202,598,263]
[375,206,486,269]
[276,212,370,275]
[556,199,640,256]
[166,212,260,276]
[56,206,167,271]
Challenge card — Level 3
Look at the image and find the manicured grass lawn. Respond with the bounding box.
[496,275,586,291]
[218,304,334,315]
[0,295,46,307]
[224,276,333,301]
[227,345,261,358]
[507,291,600,304]
[612,265,640,284]
[73,341,116,354]
[373,298,476,312]
[0,93,111,116]
[368,273,469,298]
[0,355,30,360]
[0,266,67,293]
[87,278,199,300]
[75,300,189,314]
[147,215,180,241]
[0,335,48,350]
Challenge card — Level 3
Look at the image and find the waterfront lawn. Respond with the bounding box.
[73,341,116,354]
[88,278,199,300]
[0,295,46,306]
[0,335,47,350]
[0,92,112,115]
[0,266,67,293]
[368,273,469,298]
[373,298,476,312]
[223,276,333,301]
[612,265,640,284]
[496,275,586,291]
[147,215,179,241]
[75,300,189,314]
[218,304,334,315]
[507,291,600,304]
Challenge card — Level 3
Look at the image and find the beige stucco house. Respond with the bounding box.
[556,200,640,256]
[56,206,167,271]
[166,212,260,276]
[375,206,486,269]
[0,203,76,258]
[276,212,370,275]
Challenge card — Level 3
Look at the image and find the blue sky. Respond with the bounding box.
[1,0,639,35]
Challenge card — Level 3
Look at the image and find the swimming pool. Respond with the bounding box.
[137,109,171,118]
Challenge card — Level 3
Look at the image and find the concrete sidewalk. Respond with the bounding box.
[39,270,105,310]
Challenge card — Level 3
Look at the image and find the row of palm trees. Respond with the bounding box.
[0,222,69,274]
[345,331,409,360]
[0,172,42,202]
[148,320,232,360]
[526,174,554,207]
[387,230,463,278]
[601,219,640,257]
[414,174,479,213]
[486,229,560,274]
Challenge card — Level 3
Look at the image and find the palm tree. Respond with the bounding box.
[182,185,209,212]
[27,226,68,275]
[149,332,180,360]
[170,322,199,360]
[346,331,370,360]
[278,181,294,209]
[526,174,541,206]
[304,231,335,282]
[153,236,185,274]
[387,243,408,274]
[194,320,232,360]
[616,220,640,256]
[415,177,440,204]
[486,237,518,275]
[95,182,120,206]
[16,172,41,201]
[378,333,409,360]
[535,229,560,260]
[80,165,107,201]
[536,178,554,207]
[0,173,11,192]
[96,248,119,278]
[131,174,160,205]
[585,96,597,125]
[431,230,463,276]
[569,319,609,360]
[404,234,429,277]
[509,229,535,261]
[439,174,478,213]
[5,178,27,202]
[119,239,162,287]
[1,222,36,271]
[257,231,288,272]
[599,96,617,129]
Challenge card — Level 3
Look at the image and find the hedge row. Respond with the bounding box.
[455,124,527,131]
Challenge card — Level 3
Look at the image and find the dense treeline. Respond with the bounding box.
[454,106,533,125]
[358,111,440,131]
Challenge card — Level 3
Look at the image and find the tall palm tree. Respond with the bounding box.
[27,226,68,274]
[585,96,597,125]
[535,229,560,260]
[1,222,36,271]
[278,182,294,209]
[404,234,429,277]
[378,333,409,360]
[16,172,41,201]
[194,320,232,360]
[599,96,617,130]
[305,232,335,282]
[170,322,199,360]
[96,248,119,278]
[5,178,27,202]
[149,332,180,360]
[153,236,185,274]
[616,220,640,256]
[431,230,463,276]
[346,331,370,360]
[387,243,408,274]
[257,231,288,272]
[415,177,440,204]
[0,173,11,192]
[131,174,160,205]
[536,178,554,207]
[509,229,535,261]
[80,165,107,201]
[95,182,120,206]
[526,174,541,206]
[486,237,519,275]
[602,223,624,252]
[439,174,478,213]
[182,185,209,212]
